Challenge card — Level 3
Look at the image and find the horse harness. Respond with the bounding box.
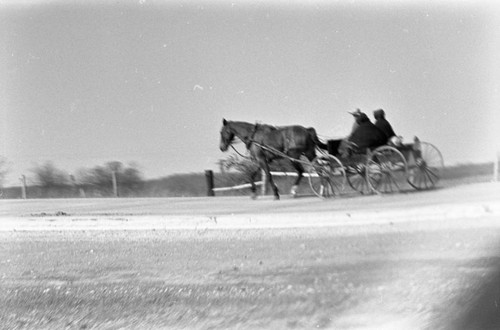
[230,123,302,163]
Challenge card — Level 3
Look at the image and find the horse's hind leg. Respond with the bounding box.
[269,175,280,200]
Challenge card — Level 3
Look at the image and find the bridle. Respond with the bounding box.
[226,123,260,160]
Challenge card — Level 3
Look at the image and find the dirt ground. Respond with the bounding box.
[1,182,500,330]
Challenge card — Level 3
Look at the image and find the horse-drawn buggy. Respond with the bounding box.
[307,137,444,198]
[219,118,444,199]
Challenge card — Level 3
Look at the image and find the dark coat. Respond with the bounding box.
[348,119,387,151]
[375,118,396,143]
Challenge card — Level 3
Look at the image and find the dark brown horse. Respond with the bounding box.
[219,119,326,200]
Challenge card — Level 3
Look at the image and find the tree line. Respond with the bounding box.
[10,161,144,198]
[0,155,497,199]
[0,156,262,198]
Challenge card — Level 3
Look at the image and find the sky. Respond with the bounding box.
[1,0,499,186]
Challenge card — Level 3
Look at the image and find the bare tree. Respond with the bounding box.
[0,156,10,187]
[77,161,144,196]
[219,154,295,180]
[220,154,259,183]
[31,161,68,187]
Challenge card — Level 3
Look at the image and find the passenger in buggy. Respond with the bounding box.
[373,109,396,144]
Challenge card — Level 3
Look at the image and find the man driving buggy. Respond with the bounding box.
[339,109,387,157]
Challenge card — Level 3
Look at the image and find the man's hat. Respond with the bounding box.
[373,109,385,117]
[348,108,362,117]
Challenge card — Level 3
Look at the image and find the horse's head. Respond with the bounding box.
[219,119,235,152]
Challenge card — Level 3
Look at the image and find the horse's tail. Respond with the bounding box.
[307,127,327,150]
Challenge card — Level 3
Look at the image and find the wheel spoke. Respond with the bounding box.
[423,168,435,188]
[416,171,423,188]
[425,167,440,180]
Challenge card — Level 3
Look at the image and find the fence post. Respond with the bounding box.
[20,175,27,199]
[494,152,499,182]
[112,171,118,197]
[261,169,268,195]
[205,170,215,196]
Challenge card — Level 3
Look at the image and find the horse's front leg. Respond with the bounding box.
[260,158,279,200]
[290,161,304,197]
[248,169,260,200]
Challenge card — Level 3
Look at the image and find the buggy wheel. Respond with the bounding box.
[346,163,371,194]
[366,146,408,194]
[307,155,346,198]
[407,142,444,190]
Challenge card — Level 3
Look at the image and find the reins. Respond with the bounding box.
[226,122,329,166]
[230,144,252,159]
[231,139,321,166]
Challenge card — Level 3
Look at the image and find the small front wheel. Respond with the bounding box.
[307,155,346,198]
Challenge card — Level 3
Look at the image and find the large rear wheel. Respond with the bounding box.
[407,142,444,190]
[307,155,346,198]
[366,146,408,194]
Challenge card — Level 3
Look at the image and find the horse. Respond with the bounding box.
[219,119,326,200]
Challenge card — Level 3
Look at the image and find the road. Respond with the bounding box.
[1,181,500,231]
[1,182,500,329]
